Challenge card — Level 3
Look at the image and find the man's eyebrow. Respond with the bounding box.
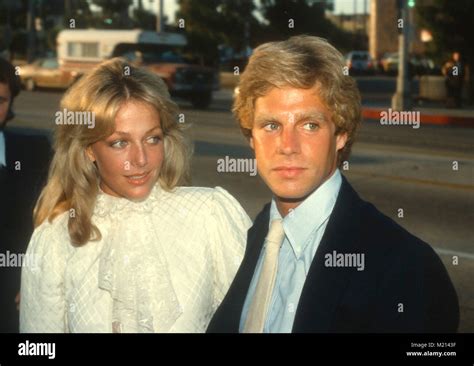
[255,111,328,124]
[293,111,328,122]
[254,116,280,125]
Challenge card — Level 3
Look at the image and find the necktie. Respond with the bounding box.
[243,219,285,333]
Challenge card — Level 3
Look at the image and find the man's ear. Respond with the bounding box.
[336,132,348,151]
[85,146,96,162]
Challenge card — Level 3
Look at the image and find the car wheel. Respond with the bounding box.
[25,78,36,91]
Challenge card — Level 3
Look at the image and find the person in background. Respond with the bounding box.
[442,51,465,108]
[0,58,52,332]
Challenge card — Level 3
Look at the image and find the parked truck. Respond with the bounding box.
[57,29,218,108]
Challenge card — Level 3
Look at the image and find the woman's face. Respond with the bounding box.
[86,100,164,201]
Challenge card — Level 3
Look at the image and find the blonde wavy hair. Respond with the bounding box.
[34,58,191,245]
[234,35,362,166]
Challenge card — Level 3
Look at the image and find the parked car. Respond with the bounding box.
[19,57,80,91]
[379,52,441,76]
[379,52,399,75]
[345,51,375,75]
[410,55,441,76]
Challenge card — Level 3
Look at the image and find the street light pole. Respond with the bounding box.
[26,0,36,63]
[156,0,164,32]
[391,0,412,111]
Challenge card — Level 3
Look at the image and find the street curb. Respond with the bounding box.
[362,107,474,127]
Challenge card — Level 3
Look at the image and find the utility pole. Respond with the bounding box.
[156,0,164,32]
[391,0,412,111]
[4,0,14,59]
[363,0,367,36]
[26,0,36,63]
[353,0,357,32]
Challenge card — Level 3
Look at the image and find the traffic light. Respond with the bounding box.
[408,0,415,7]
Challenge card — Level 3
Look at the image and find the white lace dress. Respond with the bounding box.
[20,185,251,333]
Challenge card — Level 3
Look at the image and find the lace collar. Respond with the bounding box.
[96,183,183,332]
[94,184,162,217]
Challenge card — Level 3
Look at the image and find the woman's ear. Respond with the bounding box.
[85,146,96,162]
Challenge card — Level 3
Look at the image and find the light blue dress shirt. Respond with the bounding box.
[0,130,6,167]
[240,169,342,333]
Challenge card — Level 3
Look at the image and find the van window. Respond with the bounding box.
[67,42,99,58]
[41,58,58,69]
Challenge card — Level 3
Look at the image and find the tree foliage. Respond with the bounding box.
[92,0,133,28]
[176,0,252,65]
[176,0,355,65]
[416,0,474,100]
[416,0,473,62]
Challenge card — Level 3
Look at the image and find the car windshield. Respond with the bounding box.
[142,50,184,63]
[352,53,368,60]
[41,58,58,68]
[113,43,187,64]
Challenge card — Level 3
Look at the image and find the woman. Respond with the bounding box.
[20,58,251,333]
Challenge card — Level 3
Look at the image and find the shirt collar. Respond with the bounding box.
[269,169,342,258]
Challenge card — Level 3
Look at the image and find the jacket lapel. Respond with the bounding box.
[292,176,364,332]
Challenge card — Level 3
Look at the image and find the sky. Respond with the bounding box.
[138,0,370,23]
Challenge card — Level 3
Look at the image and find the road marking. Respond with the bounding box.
[434,247,474,260]
[348,171,474,191]
[355,142,474,160]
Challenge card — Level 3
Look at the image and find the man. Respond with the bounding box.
[443,51,464,108]
[207,36,459,333]
[0,58,51,332]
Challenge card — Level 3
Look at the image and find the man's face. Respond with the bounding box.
[250,86,347,211]
[0,82,11,127]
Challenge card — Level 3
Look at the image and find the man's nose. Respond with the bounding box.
[278,127,300,155]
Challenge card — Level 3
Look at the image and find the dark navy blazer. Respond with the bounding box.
[207,176,459,333]
[0,127,51,332]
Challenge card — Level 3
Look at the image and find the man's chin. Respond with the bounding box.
[272,187,316,204]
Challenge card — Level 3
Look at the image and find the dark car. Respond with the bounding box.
[345,51,375,75]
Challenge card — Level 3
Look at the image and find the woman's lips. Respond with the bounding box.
[125,171,151,186]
